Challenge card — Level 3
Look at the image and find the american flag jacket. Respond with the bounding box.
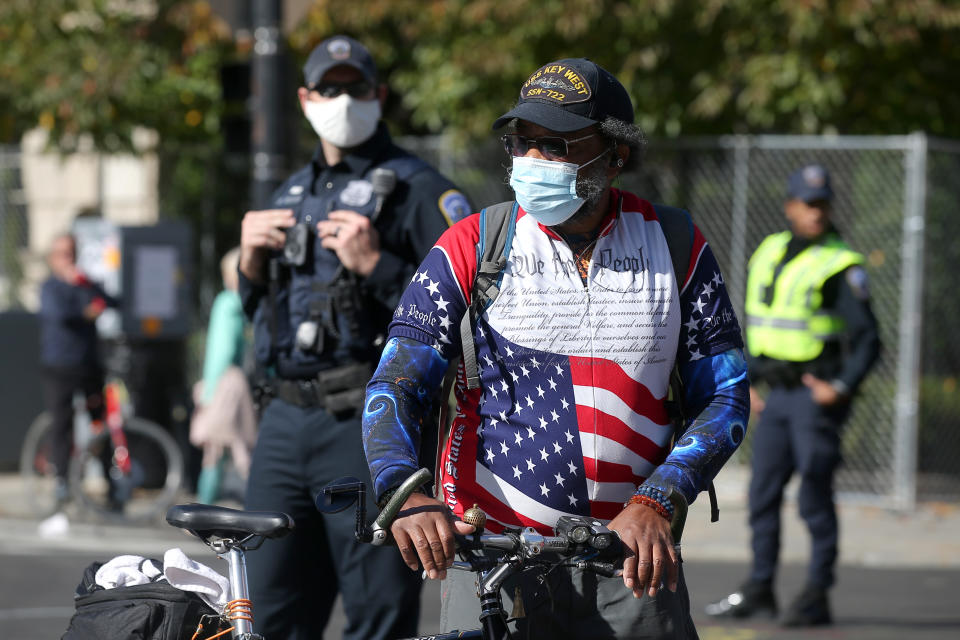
[365,189,746,533]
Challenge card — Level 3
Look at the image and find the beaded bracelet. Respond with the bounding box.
[624,485,675,521]
[626,495,672,521]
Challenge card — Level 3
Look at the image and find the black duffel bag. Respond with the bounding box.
[62,561,219,640]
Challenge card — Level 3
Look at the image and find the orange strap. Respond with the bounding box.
[189,599,254,639]
[190,619,234,640]
[198,626,235,640]
[226,598,254,622]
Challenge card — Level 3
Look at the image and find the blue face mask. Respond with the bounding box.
[509,150,610,226]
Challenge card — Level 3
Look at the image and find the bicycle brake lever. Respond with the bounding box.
[453,532,482,552]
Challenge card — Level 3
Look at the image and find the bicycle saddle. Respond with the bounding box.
[166,504,295,542]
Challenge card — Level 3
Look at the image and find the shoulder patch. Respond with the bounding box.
[845,266,870,300]
[438,189,472,226]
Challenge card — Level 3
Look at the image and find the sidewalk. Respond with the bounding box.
[0,471,208,557]
[2,467,959,568]
[680,466,960,569]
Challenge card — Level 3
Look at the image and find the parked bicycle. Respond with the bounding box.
[165,468,687,640]
[20,350,183,523]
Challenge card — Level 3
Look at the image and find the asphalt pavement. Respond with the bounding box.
[1,466,958,639]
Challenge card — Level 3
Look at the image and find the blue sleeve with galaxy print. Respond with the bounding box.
[363,336,450,501]
[643,348,750,506]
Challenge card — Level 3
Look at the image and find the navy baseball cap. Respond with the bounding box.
[492,58,634,132]
[303,35,377,88]
[788,164,833,203]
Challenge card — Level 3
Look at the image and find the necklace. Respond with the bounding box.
[558,230,600,283]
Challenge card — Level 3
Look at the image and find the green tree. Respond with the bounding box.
[0,0,231,152]
[291,0,960,139]
[6,0,959,149]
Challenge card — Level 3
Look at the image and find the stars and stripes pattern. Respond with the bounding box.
[446,326,676,531]
[383,191,742,533]
[677,243,741,366]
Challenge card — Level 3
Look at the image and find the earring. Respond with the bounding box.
[616,158,624,167]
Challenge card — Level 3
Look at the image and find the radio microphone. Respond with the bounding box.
[370,168,397,223]
[329,168,398,283]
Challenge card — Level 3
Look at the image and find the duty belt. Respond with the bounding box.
[271,362,372,415]
[275,378,327,408]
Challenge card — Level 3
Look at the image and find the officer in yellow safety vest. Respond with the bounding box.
[707,164,880,627]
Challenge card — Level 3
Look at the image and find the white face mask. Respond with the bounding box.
[304,95,381,148]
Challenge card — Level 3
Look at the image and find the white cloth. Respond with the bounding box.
[95,555,164,589]
[162,547,230,611]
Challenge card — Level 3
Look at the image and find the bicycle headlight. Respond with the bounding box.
[569,525,592,544]
[591,532,614,550]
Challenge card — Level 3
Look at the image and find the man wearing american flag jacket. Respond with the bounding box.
[362,58,750,639]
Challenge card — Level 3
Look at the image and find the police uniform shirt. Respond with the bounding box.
[747,230,880,393]
[238,123,471,378]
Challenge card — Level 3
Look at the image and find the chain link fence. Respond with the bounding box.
[401,133,960,507]
[3,134,958,506]
[918,140,960,502]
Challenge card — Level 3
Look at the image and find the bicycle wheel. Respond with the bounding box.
[19,412,64,518]
[70,417,184,523]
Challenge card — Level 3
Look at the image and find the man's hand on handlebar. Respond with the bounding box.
[390,493,475,580]
[608,504,679,599]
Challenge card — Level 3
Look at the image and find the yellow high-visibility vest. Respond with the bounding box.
[745,231,864,362]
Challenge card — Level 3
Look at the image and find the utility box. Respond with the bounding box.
[118,223,193,339]
[73,219,194,340]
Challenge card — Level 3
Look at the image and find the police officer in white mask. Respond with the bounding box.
[238,35,471,640]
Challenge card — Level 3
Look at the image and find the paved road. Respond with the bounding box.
[2,467,959,639]
[686,561,960,640]
[3,546,958,639]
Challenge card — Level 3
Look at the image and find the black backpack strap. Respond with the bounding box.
[653,204,694,289]
[655,203,694,423]
[460,201,518,389]
[655,204,720,523]
[430,201,515,495]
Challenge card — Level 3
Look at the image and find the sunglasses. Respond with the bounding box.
[501,133,597,161]
[309,81,375,99]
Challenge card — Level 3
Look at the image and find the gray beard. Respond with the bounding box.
[563,159,610,226]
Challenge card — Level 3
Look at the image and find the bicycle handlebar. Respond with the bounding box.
[367,467,689,550]
[332,469,690,640]
[370,467,433,545]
